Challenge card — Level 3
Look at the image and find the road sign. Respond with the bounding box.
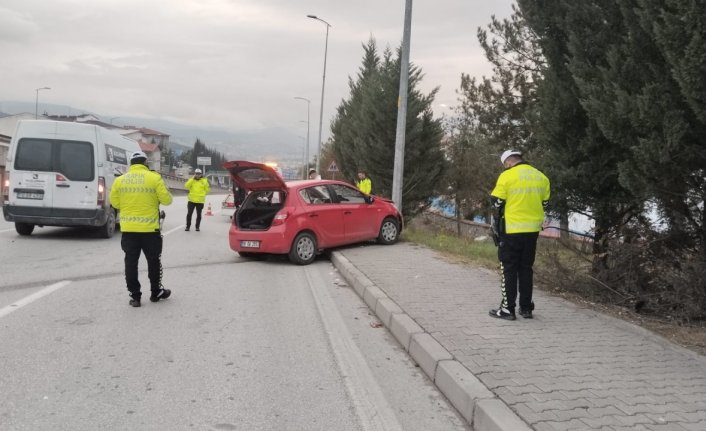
[327,161,339,172]
[197,156,212,166]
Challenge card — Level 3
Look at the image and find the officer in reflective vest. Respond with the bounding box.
[356,170,372,194]
[489,150,550,320]
[110,151,173,307]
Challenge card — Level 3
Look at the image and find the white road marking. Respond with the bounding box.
[0,228,16,233]
[163,226,185,236]
[305,266,403,431]
[0,281,72,319]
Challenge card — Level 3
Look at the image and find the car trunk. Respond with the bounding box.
[235,190,286,230]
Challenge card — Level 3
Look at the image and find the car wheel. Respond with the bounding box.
[289,232,317,265]
[377,217,399,245]
[15,223,34,236]
[98,209,116,239]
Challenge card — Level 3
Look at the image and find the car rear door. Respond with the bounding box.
[223,161,286,193]
[298,185,344,246]
[328,183,379,242]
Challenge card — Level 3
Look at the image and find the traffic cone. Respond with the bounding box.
[206,203,213,216]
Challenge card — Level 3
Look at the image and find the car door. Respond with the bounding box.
[328,183,378,243]
[298,185,344,246]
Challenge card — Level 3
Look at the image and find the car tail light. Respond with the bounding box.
[2,173,9,203]
[271,209,290,226]
[97,176,106,206]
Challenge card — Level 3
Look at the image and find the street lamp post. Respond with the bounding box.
[392,0,413,211]
[35,87,51,119]
[307,14,331,174]
[294,96,311,179]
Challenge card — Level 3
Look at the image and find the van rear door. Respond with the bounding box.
[13,138,95,212]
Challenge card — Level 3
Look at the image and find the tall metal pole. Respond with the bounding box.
[307,15,331,174]
[392,0,413,211]
[35,87,51,119]
[294,97,311,179]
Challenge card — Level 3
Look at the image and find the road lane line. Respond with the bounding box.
[0,281,72,319]
[0,228,16,233]
[163,226,184,236]
[305,266,403,431]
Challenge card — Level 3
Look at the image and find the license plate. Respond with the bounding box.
[17,192,44,200]
[240,240,260,248]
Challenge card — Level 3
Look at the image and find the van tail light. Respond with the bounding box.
[2,173,9,203]
[271,209,290,226]
[97,176,106,206]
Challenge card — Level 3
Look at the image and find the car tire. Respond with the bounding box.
[98,209,116,239]
[377,217,400,245]
[289,232,317,265]
[15,223,34,236]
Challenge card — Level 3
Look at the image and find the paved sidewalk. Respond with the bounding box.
[331,242,706,431]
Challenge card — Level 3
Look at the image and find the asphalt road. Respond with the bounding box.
[0,195,470,431]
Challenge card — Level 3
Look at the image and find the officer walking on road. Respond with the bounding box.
[110,151,173,307]
[185,168,210,231]
[489,150,550,320]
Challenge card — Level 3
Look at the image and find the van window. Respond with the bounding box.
[15,138,95,181]
[15,139,52,171]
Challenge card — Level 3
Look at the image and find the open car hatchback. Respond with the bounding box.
[224,160,403,265]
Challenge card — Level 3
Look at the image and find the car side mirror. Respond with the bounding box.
[364,195,374,204]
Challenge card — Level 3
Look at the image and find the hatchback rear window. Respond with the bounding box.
[15,138,95,181]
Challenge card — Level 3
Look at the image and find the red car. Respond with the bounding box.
[224,161,402,264]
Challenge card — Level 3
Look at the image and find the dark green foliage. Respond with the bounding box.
[330,38,446,216]
[506,0,706,319]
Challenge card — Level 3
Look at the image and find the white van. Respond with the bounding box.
[2,120,141,238]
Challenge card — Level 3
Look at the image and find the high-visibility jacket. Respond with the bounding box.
[357,178,372,194]
[110,164,173,232]
[490,162,550,234]
[185,177,210,204]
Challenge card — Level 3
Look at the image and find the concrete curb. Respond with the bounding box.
[330,251,533,431]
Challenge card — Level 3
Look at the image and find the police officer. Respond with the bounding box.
[110,151,173,307]
[184,168,210,231]
[489,150,550,320]
[356,170,372,194]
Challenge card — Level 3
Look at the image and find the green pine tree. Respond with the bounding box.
[331,38,446,216]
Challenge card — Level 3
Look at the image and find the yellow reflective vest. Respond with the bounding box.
[357,178,372,194]
[185,177,210,204]
[490,163,550,234]
[110,164,173,232]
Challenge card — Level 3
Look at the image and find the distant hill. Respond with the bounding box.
[0,101,301,161]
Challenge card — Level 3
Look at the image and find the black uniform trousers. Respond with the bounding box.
[498,232,539,312]
[186,201,204,229]
[121,232,163,299]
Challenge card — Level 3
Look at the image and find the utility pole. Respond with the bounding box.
[392,0,413,211]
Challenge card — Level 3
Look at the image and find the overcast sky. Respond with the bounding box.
[0,0,514,144]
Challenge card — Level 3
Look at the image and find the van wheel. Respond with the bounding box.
[15,223,34,236]
[377,217,400,245]
[289,232,317,265]
[98,209,116,239]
